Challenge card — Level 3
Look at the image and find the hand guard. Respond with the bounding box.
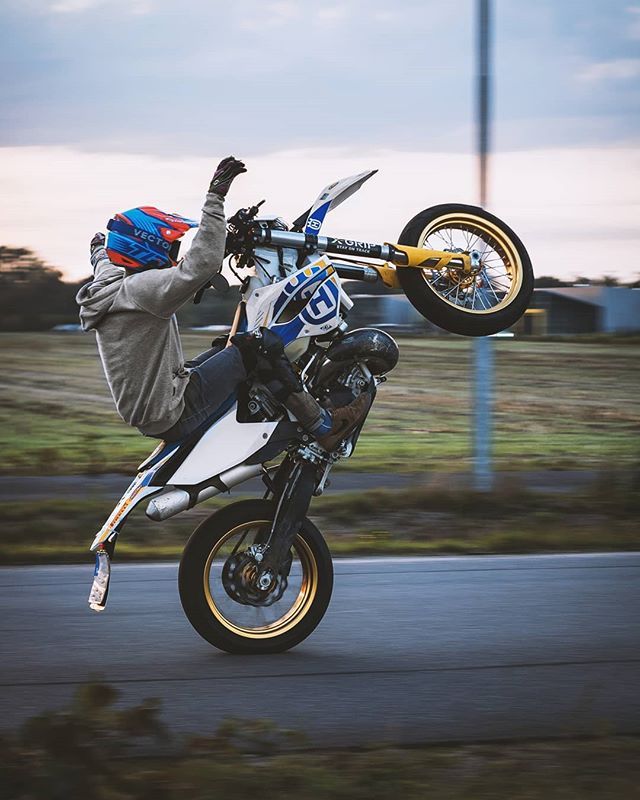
[209,156,247,197]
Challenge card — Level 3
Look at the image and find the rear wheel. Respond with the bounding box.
[397,204,534,336]
[178,499,333,654]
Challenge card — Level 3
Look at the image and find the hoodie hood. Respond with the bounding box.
[76,264,125,331]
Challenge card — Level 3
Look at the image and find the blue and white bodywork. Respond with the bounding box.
[245,257,351,346]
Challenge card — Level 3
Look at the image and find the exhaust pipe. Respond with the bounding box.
[145,463,262,521]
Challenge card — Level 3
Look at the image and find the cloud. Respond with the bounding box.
[238,0,300,30]
[49,0,151,13]
[316,6,348,24]
[49,0,105,11]
[578,57,640,81]
[627,5,640,39]
[0,144,637,284]
[3,0,638,155]
[372,10,396,22]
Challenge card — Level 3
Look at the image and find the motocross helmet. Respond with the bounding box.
[106,207,198,271]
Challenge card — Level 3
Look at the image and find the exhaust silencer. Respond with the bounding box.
[145,463,262,521]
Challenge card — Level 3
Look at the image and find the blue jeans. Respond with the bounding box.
[158,345,247,442]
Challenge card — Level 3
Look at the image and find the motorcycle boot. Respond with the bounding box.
[231,328,372,449]
[317,390,373,452]
[231,328,302,398]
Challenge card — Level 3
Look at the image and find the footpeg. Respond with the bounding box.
[88,547,111,612]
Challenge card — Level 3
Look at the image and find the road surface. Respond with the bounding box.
[1,554,639,746]
[0,469,598,500]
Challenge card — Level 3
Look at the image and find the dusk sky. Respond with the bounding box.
[1,0,638,282]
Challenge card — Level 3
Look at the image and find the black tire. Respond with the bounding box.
[178,499,333,654]
[397,203,534,337]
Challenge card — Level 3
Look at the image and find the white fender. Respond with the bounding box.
[303,170,377,234]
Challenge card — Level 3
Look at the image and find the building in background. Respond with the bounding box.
[347,285,640,336]
[517,287,640,335]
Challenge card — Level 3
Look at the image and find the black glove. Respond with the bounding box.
[90,232,105,253]
[254,328,302,396]
[209,156,247,197]
[231,327,283,371]
[230,330,260,373]
[210,334,229,350]
[255,327,285,360]
[231,328,302,396]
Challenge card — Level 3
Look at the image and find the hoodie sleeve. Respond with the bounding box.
[90,244,113,278]
[123,192,226,319]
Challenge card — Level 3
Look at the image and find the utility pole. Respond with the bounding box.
[478,0,490,208]
[473,0,493,492]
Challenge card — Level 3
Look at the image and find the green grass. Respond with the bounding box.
[0,332,638,475]
[2,473,637,563]
[3,682,639,800]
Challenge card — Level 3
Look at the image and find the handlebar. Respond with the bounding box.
[225,203,471,280]
[252,228,409,266]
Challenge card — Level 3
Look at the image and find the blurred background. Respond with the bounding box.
[1,0,639,286]
[1,2,639,797]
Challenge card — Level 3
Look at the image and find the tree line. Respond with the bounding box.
[0,246,637,332]
[0,246,238,331]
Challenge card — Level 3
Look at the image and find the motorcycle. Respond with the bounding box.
[87,169,533,654]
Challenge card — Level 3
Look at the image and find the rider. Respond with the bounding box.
[76,157,370,450]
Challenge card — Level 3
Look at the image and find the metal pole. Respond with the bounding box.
[473,335,493,491]
[473,0,493,492]
[477,0,490,207]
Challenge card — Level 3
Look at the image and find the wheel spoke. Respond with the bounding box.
[484,276,502,304]
[418,216,522,315]
[468,232,480,250]
[441,279,465,299]
[489,277,510,289]
[433,230,451,247]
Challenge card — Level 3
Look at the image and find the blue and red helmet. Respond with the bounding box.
[106,206,198,270]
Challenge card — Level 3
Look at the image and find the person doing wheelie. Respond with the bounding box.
[76,157,369,450]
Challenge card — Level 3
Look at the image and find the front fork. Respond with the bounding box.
[255,369,378,583]
[256,451,325,587]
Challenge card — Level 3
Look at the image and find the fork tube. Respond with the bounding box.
[260,460,317,577]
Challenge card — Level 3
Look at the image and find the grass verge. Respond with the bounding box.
[2,472,637,564]
[1,333,638,475]
[2,682,639,800]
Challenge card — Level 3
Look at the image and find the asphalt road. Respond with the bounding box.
[1,553,639,746]
[0,469,598,500]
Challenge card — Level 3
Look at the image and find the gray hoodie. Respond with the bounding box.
[76,192,226,436]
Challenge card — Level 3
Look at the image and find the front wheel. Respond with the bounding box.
[397,204,534,336]
[178,499,333,654]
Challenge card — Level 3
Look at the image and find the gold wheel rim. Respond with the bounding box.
[418,212,523,314]
[203,520,319,639]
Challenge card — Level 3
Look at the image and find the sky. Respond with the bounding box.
[0,0,638,282]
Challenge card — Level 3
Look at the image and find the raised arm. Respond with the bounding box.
[125,157,247,318]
